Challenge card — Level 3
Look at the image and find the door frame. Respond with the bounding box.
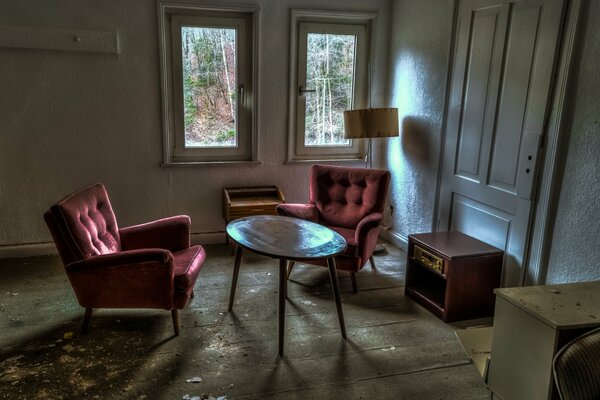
[434,0,583,286]
[524,0,582,285]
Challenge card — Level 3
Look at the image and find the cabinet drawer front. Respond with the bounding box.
[414,245,445,274]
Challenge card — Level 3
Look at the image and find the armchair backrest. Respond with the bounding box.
[309,164,391,229]
[44,183,121,266]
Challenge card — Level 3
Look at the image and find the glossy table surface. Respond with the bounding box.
[226,215,346,260]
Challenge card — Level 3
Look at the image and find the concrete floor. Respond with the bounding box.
[0,243,490,399]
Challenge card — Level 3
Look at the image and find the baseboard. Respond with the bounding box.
[190,231,227,245]
[0,242,58,259]
[381,229,408,252]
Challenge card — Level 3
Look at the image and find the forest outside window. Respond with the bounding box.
[288,11,373,162]
[159,4,257,164]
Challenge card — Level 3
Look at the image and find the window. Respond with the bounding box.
[159,4,258,164]
[288,11,375,162]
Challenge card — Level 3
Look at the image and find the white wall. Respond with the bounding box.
[0,0,391,253]
[381,0,455,247]
[544,0,600,284]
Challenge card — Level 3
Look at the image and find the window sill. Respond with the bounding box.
[161,160,262,168]
[285,157,365,164]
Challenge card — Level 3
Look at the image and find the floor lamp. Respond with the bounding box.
[343,107,399,168]
[343,107,399,252]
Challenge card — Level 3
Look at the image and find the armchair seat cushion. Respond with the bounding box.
[173,245,206,293]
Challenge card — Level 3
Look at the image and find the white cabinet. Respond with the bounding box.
[487,281,600,400]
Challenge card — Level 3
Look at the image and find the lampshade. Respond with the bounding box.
[343,108,399,139]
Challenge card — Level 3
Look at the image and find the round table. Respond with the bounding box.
[226,215,347,356]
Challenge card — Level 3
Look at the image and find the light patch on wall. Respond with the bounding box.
[387,51,422,175]
[389,51,422,119]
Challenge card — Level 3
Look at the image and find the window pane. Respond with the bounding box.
[305,33,355,146]
[181,26,237,147]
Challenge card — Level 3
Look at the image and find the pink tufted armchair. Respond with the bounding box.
[44,183,205,335]
[276,164,391,293]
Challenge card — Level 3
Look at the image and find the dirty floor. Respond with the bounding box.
[0,243,490,399]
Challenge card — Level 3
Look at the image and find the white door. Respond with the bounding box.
[438,0,565,286]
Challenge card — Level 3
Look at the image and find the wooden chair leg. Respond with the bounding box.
[81,308,93,334]
[278,259,287,356]
[350,272,358,294]
[287,261,295,280]
[369,256,376,269]
[171,309,180,336]
[327,258,346,339]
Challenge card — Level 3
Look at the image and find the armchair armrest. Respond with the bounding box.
[66,248,173,273]
[65,249,175,309]
[276,203,319,222]
[119,215,191,252]
[355,212,383,260]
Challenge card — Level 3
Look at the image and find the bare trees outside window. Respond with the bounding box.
[304,33,355,147]
[288,13,371,162]
[181,27,237,148]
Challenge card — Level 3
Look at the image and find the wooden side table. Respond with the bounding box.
[405,231,503,322]
[223,186,285,222]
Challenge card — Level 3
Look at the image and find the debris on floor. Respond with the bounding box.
[0,245,491,400]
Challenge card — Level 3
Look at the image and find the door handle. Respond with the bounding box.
[239,85,245,105]
[299,86,316,96]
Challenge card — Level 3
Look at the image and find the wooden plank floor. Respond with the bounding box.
[0,243,490,400]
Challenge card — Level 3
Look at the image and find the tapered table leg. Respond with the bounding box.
[278,258,287,356]
[228,246,243,311]
[327,258,346,339]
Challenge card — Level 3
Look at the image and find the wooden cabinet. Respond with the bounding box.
[405,232,503,322]
[488,282,600,400]
[223,186,285,222]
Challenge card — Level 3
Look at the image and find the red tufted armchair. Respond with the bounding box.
[44,183,205,335]
[276,164,391,293]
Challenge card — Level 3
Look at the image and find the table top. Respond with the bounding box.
[409,231,503,259]
[494,281,600,329]
[226,215,346,260]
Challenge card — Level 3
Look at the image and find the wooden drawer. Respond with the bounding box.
[223,186,285,222]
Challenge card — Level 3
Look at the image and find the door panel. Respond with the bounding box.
[451,194,511,251]
[488,3,541,192]
[455,7,503,181]
[439,0,565,286]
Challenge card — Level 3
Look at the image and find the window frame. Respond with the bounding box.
[158,3,259,166]
[288,10,376,163]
